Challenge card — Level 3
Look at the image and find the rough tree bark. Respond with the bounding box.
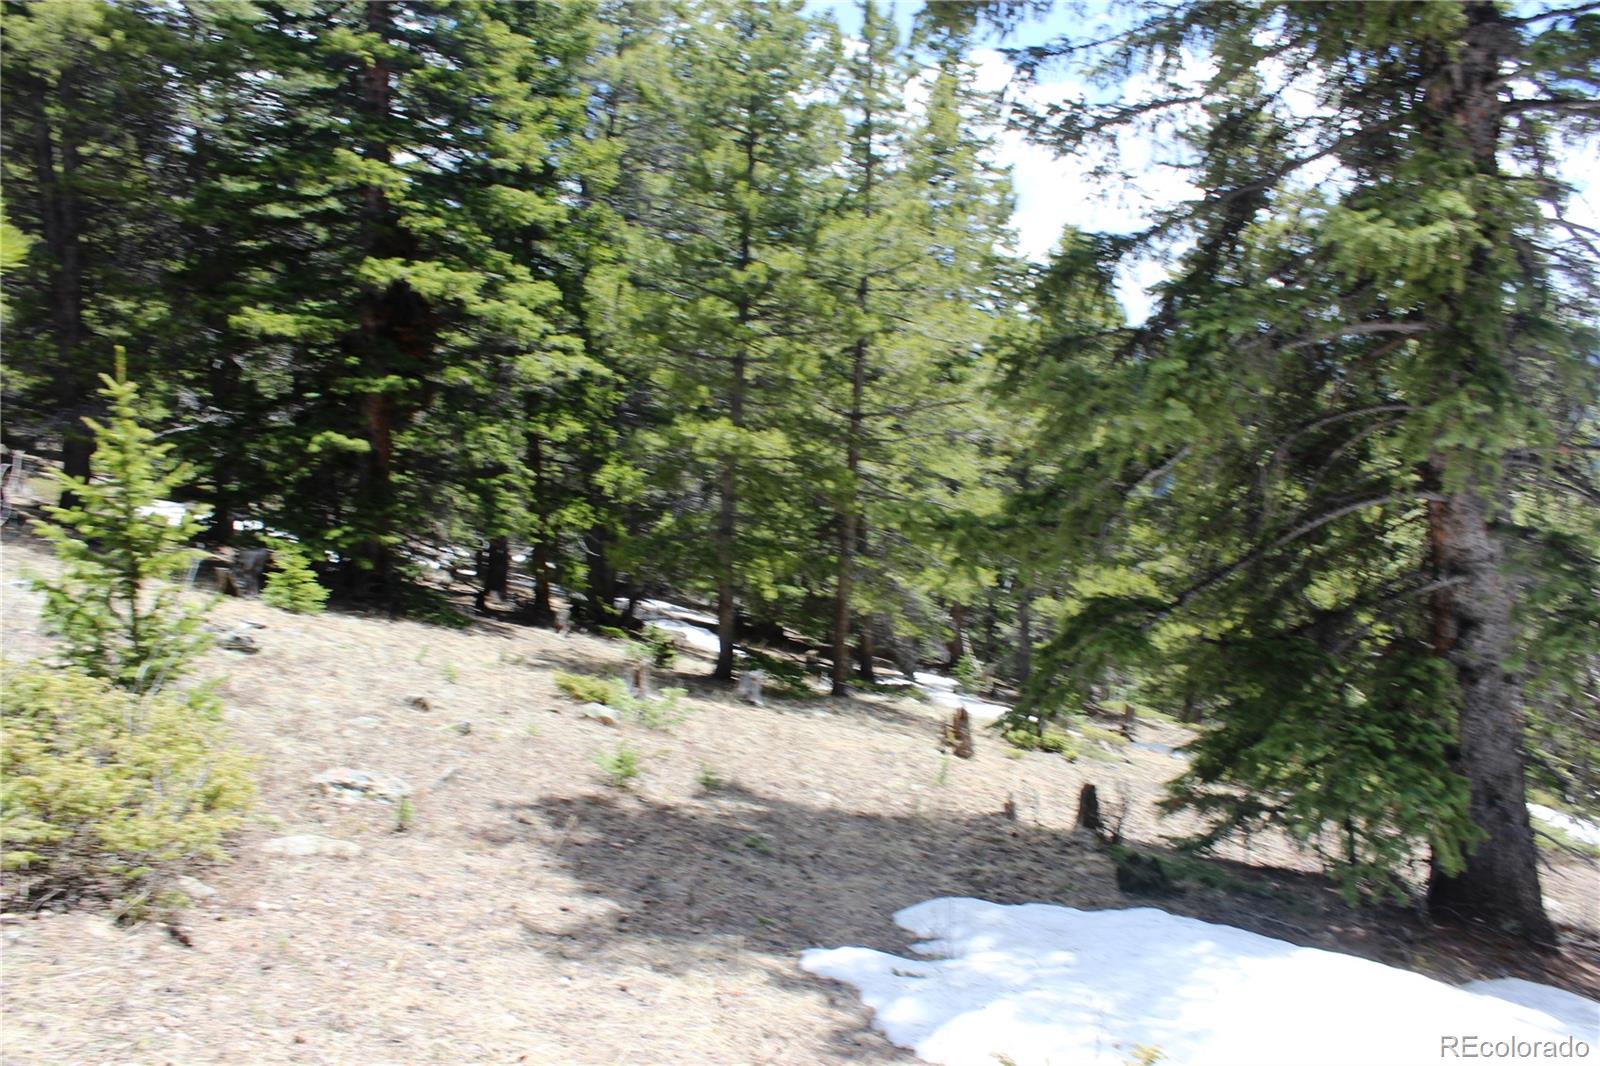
[1419,2,1553,944]
[1016,582,1033,686]
[1425,465,1553,942]
[582,525,619,627]
[832,67,878,698]
[522,430,554,624]
[349,0,430,602]
[945,601,967,667]
[854,622,876,684]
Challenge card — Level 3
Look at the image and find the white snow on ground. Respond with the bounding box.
[137,500,190,527]
[800,898,1599,1066]
[913,672,1012,722]
[965,699,1012,722]
[636,617,722,656]
[637,599,719,628]
[1528,804,1600,847]
[1463,978,1600,1037]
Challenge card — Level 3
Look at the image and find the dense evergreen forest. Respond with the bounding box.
[2,0,1596,947]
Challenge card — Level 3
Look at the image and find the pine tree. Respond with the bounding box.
[185,1,592,604]
[1,2,187,487]
[628,0,839,679]
[261,539,329,615]
[801,1,1023,693]
[1012,1,1598,940]
[32,352,212,694]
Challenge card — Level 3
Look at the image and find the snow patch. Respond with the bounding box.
[1463,978,1600,1038]
[637,617,722,656]
[137,500,190,527]
[637,598,719,628]
[914,672,1010,722]
[1528,804,1600,847]
[800,898,1598,1066]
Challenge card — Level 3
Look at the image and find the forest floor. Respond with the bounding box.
[2,528,1597,1065]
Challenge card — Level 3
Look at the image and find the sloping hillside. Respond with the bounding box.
[2,532,1595,1064]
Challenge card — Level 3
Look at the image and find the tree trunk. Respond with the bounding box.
[1016,582,1033,686]
[1416,3,1553,945]
[32,71,94,496]
[716,100,759,684]
[349,0,428,603]
[833,77,878,696]
[1424,467,1553,943]
[945,602,966,667]
[714,406,739,681]
[522,429,554,624]
[831,331,867,696]
[527,538,555,625]
[475,535,509,613]
[582,525,619,627]
[855,622,876,684]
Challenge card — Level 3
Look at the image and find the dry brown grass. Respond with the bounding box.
[3,530,1595,1064]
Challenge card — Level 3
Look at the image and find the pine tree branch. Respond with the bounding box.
[1282,323,1429,350]
[1503,96,1600,116]
[1169,492,1435,615]
[1507,2,1600,24]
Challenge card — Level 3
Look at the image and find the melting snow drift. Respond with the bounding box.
[800,898,1598,1066]
[1528,804,1600,848]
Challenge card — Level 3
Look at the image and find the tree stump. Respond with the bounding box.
[623,661,650,699]
[942,706,974,759]
[231,547,271,597]
[1075,783,1103,836]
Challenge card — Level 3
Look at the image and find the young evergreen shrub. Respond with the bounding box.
[31,352,212,693]
[624,686,689,730]
[261,538,328,614]
[553,671,626,706]
[953,653,984,695]
[595,744,641,789]
[11,354,254,907]
[0,660,254,898]
[739,649,812,699]
[642,626,678,669]
[1002,727,1079,758]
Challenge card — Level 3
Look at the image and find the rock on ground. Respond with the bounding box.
[260,835,362,859]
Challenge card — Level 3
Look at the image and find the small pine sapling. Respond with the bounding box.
[595,745,641,789]
[260,538,328,614]
[31,351,212,694]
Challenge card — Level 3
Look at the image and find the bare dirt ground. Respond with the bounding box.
[3,529,1596,1065]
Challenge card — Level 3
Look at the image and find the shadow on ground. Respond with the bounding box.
[487,783,1600,1001]
[504,784,1115,965]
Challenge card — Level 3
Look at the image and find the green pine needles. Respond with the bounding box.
[7,352,253,905]
[31,351,212,694]
[261,538,329,614]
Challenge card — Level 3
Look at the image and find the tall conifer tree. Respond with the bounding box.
[1011,0,1598,940]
